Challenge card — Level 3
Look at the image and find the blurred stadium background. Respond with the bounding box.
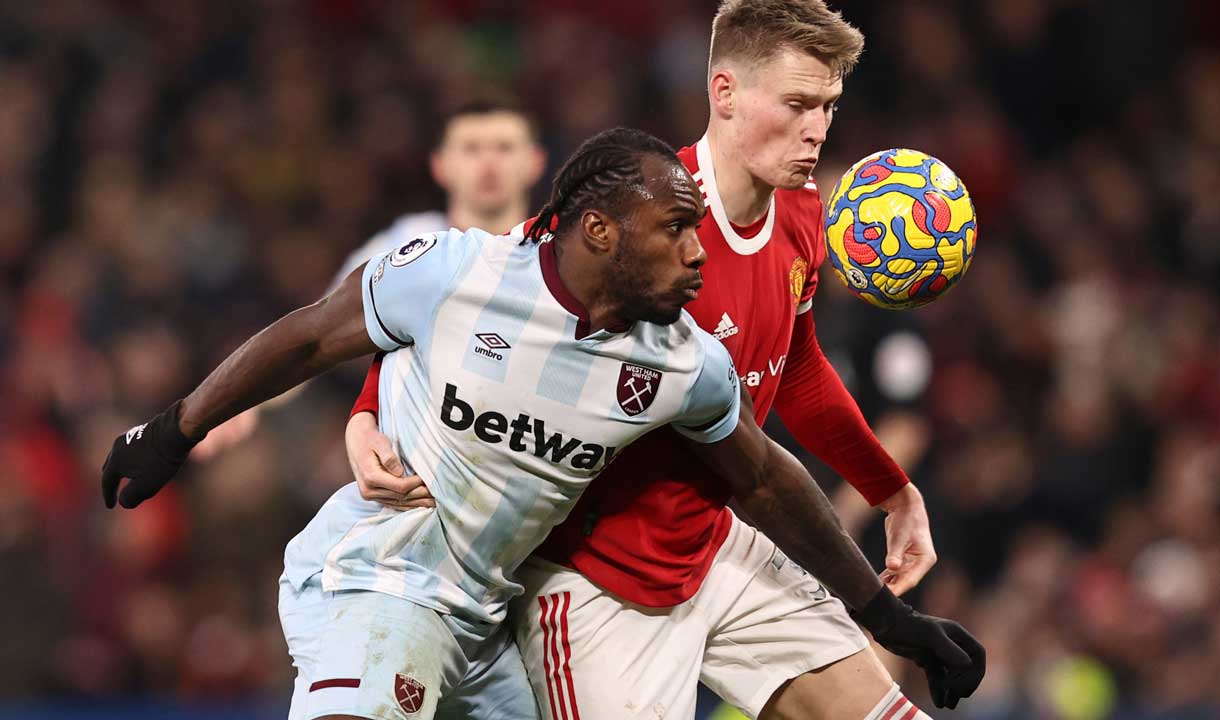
[1,0,1218,718]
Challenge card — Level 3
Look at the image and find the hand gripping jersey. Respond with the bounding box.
[534,137,835,604]
[284,227,741,635]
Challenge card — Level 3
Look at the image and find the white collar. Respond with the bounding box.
[693,135,776,255]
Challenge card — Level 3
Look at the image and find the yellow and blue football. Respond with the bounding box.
[825,149,976,309]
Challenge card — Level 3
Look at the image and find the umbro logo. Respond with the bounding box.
[713,312,740,340]
[125,423,147,445]
[474,332,510,361]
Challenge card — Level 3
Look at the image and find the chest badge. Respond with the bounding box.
[789,257,809,306]
[394,673,425,714]
[617,363,663,416]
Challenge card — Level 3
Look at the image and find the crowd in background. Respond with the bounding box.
[1,1,1217,718]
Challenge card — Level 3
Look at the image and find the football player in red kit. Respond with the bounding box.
[345,2,981,718]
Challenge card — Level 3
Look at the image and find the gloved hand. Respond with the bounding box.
[852,586,986,709]
[101,400,200,509]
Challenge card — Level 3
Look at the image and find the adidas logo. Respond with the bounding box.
[125,423,147,445]
[713,312,740,340]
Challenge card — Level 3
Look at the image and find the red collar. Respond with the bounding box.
[539,240,630,339]
[730,211,768,239]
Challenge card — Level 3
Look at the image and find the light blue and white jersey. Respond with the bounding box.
[285,227,740,636]
[328,210,449,292]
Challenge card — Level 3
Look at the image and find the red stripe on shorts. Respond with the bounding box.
[538,594,566,720]
[899,704,920,720]
[309,678,361,692]
[879,697,909,720]
[549,594,573,720]
[557,592,581,720]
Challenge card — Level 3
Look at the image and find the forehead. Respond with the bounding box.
[442,112,533,145]
[747,48,843,96]
[637,155,704,213]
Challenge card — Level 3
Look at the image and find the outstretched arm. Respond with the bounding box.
[701,389,882,608]
[696,391,985,709]
[177,266,376,438]
[775,310,936,595]
[102,265,378,508]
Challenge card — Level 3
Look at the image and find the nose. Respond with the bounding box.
[804,108,830,147]
[684,234,707,269]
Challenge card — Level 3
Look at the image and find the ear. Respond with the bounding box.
[429,151,449,189]
[709,65,739,120]
[579,209,616,255]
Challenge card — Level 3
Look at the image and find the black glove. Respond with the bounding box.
[852,586,986,709]
[101,400,200,509]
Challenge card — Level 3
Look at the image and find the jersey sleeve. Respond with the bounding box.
[361,228,479,351]
[330,212,450,294]
[331,233,391,295]
[774,311,909,505]
[350,354,383,419]
[671,330,741,444]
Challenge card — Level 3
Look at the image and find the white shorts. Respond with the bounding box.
[509,511,869,720]
[279,574,540,720]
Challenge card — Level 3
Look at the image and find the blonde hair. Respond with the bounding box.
[709,0,864,80]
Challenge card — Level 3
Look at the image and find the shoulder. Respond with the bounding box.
[331,210,446,291]
[680,314,740,418]
[775,179,826,260]
[676,144,698,175]
[357,211,450,262]
[657,311,734,370]
[776,179,824,222]
[375,226,492,282]
[689,317,733,367]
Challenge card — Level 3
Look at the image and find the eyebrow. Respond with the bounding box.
[785,91,841,104]
[667,200,705,220]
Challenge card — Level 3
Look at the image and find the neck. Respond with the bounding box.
[705,124,775,226]
[549,239,630,335]
[447,197,529,235]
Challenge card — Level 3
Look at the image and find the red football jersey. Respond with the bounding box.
[533,137,825,606]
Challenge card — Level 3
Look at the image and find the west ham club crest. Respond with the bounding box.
[617,363,662,416]
[394,673,425,714]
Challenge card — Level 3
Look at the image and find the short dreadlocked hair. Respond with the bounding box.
[525,127,680,244]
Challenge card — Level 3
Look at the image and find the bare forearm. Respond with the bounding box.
[179,297,373,439]
[740,440,883,609]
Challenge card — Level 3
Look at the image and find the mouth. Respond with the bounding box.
[793,158,817,171]
[679,278,703,301]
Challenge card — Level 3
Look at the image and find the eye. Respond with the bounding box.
[787,101,804,112]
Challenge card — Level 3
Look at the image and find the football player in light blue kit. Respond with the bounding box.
[102,128,907,719]
[281,128,741,720]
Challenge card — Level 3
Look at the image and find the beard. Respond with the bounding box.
[608,243,685,326]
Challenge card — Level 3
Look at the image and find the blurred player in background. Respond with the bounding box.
[330,98,546,284]
[347,2,974,719]
[194,98,545,462]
